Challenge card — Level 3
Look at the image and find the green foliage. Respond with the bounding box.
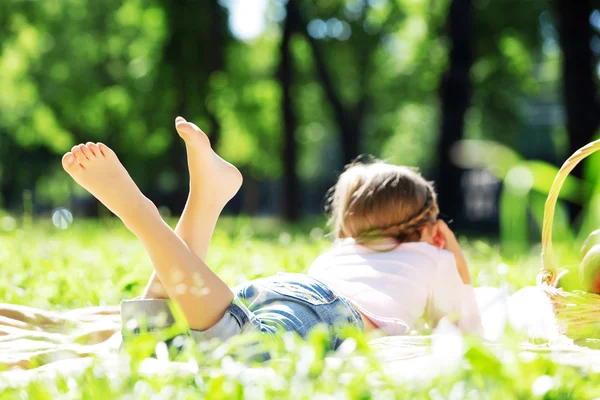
[0,0,557,210]
[0,216,329,308]
[1,218,600,398]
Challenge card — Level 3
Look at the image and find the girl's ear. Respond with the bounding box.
[432,222,446,249]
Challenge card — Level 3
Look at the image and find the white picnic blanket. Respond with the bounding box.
[2,287,598,387]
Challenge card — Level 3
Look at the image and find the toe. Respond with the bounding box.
[86,142,99,157]
[175,121,210,148]
[62,152,81,173]
[175,120,189,132]
[176,121,201,136]
[79,144,93,160]
[97,143,115,158]
[72,145,87,165]
[188,122,204,132]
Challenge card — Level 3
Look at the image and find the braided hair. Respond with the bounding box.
[327,159,439,246]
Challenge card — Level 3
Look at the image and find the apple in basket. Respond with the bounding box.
[580,229,600,293]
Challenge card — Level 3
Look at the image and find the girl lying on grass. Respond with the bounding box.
[60,117,481,349]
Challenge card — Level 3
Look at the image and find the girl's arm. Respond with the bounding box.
[430,221,482,334]
[437,220,472,285]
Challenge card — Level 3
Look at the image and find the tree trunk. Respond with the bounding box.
[436,0,473,220]
[296,2,365,166]
[279,3,301,221]
[157,1,230,213]
[305,34,362,164]
[205,0,227,148]
[555,0,600,167]
[162,0,191,214]
[555,0,600,221]
[340,122,360,165]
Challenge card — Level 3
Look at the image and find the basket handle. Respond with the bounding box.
[538,138,600,287]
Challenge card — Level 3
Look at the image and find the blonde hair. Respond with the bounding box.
[327,159,439,244]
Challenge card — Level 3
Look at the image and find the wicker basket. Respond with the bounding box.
[537,139,600,341]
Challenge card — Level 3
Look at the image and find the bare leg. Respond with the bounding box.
[62,142,233,330]
[143,117,242,298]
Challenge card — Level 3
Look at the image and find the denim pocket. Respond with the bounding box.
[259,273,338,306]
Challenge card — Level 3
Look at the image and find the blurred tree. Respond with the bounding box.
[555,0,600,169]
[0,1,168,211]
[299,9,366,165]
[295,0,408,167]
[279,2,302,221]
[0,1,232,214]
[437,0,549,221]
[2,0,595,230]
[553,0,600,221]
[436,0,472,219]
[206,21,283,213]
[468,0,547,147]
[155,0,230,212]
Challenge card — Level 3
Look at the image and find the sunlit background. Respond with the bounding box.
[5,1,600,396]
[2,0,600,255]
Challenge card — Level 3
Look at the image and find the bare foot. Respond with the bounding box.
[140,118,243,300]
[175,116,243,209]
[62,143,154,225]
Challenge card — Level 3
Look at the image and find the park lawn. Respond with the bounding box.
[0,215,599,399]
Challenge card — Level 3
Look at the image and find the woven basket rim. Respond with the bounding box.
[537,139,600,331]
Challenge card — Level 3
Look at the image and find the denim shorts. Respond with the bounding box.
[120,273,364,350]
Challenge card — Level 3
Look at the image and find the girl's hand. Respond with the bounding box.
[435,220,472,285]
[436,220,460,252]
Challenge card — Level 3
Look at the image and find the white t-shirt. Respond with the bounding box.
[308,238,483,335]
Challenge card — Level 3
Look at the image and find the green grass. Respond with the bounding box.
[1,215,599,399]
